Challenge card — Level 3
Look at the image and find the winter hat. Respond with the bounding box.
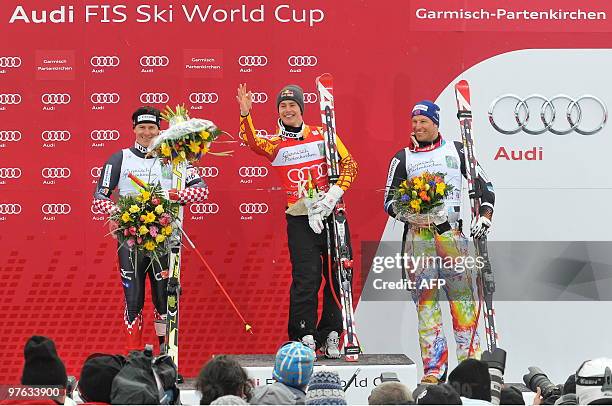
[78,354,126,403]
[500,385,525,405]
[273,341,315,389]
[412,100,440,126]
[414,383,462,405]
[21,336,67,387]
[277,85,305,114]
[132,106,161,128]
[305,370,347,405]
[448,358,492,401]
[576,358,612,405]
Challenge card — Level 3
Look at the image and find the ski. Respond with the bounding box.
[316,73,361,362]
[165,160,187,370]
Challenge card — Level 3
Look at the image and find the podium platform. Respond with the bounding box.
[179,354,417,405]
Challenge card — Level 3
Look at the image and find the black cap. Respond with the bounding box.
[132,106,161,128]
[414,383,462,405]
[21,336,67,387]
[78,354,126,403]
[277,85,304,114]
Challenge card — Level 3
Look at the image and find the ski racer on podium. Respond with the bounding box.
[383,101,495,383]
[92,106,210,352]
[236,83,358,358]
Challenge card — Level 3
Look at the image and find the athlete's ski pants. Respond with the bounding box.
[403,226,481,379]
[286,214,343,347]
[118,244,169,350]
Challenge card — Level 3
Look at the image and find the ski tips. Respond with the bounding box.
[245,323,253,334]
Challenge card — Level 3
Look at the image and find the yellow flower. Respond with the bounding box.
[129,205,140,213]
[410,199,421,213]
[139,225,149,235]
[199,130,210,141]
[413,177,424,190]
[121,212,131,223]
[436,182,447,196]
[172,156,183,166]
[138,190,151,202]
[201,146,210,155]
[163,225,173,236]
[155,234,166,243]
[155,205,164,214]
[188,140,201,154]
[161,142,171,157]
[144,211,156,224]
[144,241,157,251]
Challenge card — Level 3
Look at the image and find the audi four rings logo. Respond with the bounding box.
[0,57,22,68]
[255,129,269,137]
[139,56,169,67]
[90,93,120,104]
[90,130,120,141]
[238,56,268,67]
[41,168,71,179]
[488,94,608,136]
[189,203,220,214]
[287,163,326,184]
[90,56,120,67]
[0,168,22,179]
[91,167,102,178]
[41,130,71,142]
[303,93,318,104]
[0,94,22,104]
[41,203,72,215]
[189,92,219,104]
[41,93,71,105]
[239,203,269,214]
[0,204,21,215]
[140,93,169,104]
[91,205,104,215]
[0,130,22,141]
[195,167,219,178]
[239,166,268,177]
[250,92,268,104]
[288,56,318,67]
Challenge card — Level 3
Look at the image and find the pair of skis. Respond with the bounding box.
[455,81,506,404]
[316,74,361,361]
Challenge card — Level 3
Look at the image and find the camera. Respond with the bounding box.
[523,367,575,405]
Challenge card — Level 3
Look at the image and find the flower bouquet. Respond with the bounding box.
[148,104,230,165]
[392,171,454,227]
[109,173,180,257]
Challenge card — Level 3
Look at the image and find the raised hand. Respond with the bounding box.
[236,83,253,116]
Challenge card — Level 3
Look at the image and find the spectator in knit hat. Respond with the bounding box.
[305,370,347,405]
[413,383,462,405]
[17,336,68,405]
[251,341,315,405]
[448,359,492,405]
[499,386,525,405]
[77,353,126,404]
[369,381,414,405]
[196,355,252,405]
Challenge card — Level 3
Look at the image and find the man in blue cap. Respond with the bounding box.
[383,100,496,384]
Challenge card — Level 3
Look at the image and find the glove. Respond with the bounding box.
[471,216,492,239]
[304,191,326,234]
[311,185,344,219]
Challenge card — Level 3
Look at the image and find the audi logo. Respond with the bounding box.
[287,163,326,184]
[140,92,169,104]
[41,130,71,142]
[90,129,120,141]
[90,56,120,67]
[238,55,268,67]
[0,56,22,68]
[303,92,318,104]
[41,167,71,179]
[91,167,102,178]
[238,166,268,177]
[239,203,269,214]
[0,203,21,215]
[489,94,608,136]
[189,92,219,104]
[41,203,72,215]
[189,203,220,214]
[91,204,104,215]
[41,93,70,105]
[250,92,268,104]
[255,129,269,137]
[288,56,318,67]
[0,130,22,142]
[90,93,120,104]
[0,168,22,179]
[0,94,22,105]
[194,166,219,178]
[139,56,169,67]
